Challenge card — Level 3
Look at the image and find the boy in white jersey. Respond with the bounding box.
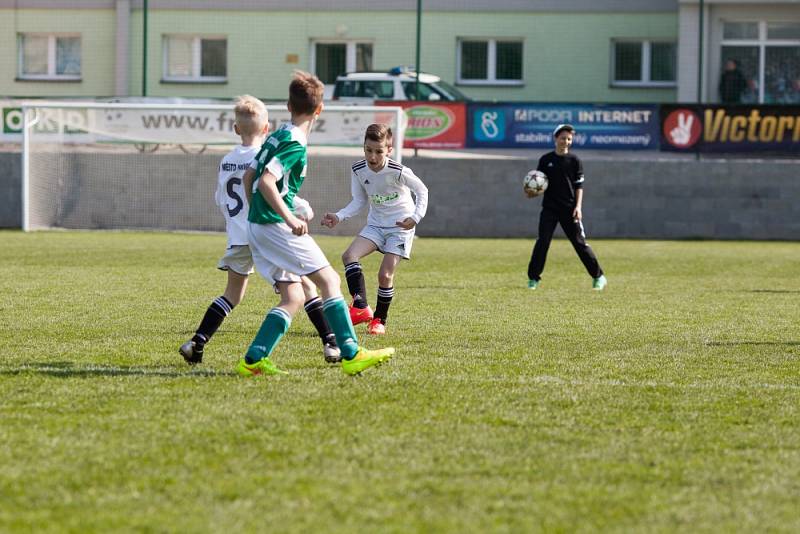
[321,124,428,335]
[236,71,394,377]
[178,95,341,365]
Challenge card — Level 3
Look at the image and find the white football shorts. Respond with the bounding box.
[247,221,330,287]
[217,245,255,275]
[359,224,415,259]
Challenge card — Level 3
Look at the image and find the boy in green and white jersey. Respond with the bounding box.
[177,95,341,366]
[237,71,394,377]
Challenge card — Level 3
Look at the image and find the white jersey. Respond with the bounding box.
[335,158,428,228]
[215,144,259,247]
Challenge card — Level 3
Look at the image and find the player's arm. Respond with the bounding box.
[242,166,257,205]
[322,172,367,228]
[572,159,585,221]
[214,161,227,209]
[257,170,307,235]
[397,168,428,229]
[574,188,584,221]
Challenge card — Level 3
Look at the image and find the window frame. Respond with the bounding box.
[17,33,82,81]
[610,39,677,88]
[721,20,800,103]
[162,34,228,84]
[456,38,524,86]
[310,40,375,75]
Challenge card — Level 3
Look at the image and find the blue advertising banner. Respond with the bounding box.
[467,103,659,150]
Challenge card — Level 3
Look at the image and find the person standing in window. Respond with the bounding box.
[719,59,748,104]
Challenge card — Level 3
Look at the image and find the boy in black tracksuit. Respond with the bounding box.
[525,124,607,290]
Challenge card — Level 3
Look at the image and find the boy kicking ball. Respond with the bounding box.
[238,72,394,377]
[321,124,428,335]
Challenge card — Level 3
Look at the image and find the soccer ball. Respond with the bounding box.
[293,196,314,221]
[523,170,548,196]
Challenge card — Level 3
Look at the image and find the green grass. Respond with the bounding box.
[1,231,798,533]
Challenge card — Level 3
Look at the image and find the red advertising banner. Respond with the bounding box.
[377,101,466,149]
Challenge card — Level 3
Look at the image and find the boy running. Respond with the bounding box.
[238,72,394,377]
[525,123,607,290]
[179,95,341,365]
[321,124,428,335]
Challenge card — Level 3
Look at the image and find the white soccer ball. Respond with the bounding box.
[293,196,314,221]
[523,170,548,196]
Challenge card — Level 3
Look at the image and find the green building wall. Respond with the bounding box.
[0,9,117,97]
[2,7,677,103]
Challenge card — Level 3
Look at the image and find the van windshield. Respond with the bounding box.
[401,80,470,101]
[335,80,395,99]
[432,79,470,101]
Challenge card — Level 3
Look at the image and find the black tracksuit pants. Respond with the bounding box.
[527,206,603,281]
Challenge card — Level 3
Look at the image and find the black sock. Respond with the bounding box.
[344,262,368,308]
[304,297,336,345]
[374,286,394,324]
[195,296,233,346]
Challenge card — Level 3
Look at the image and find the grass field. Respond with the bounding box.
[0,231,798,533]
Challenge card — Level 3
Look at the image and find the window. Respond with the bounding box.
[721,21,800,103]
[163,35,227,82]
[724,22,759,40]
[457,39,523,85]
[312,41,373,84]
[18,34,81,80]
[611,40,676,87]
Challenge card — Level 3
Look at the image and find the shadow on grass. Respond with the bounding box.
[183,329,320,339]
[0,361,235,378]
[706,341,800,347]
[402,285,474,290]
[748,289,800,294]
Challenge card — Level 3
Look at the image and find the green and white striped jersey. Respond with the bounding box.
[247,123,308,225]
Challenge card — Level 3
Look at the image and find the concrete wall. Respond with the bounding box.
[410,156,800,240]
[1,150,798,240]
[0,151,20,228]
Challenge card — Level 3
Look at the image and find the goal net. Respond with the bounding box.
[21,101,405,232]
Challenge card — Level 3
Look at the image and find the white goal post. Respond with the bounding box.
[21,101,405,232]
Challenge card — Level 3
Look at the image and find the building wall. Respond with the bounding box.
[0,8,117,97]
[128,10,678,102]
[1,5,678,103]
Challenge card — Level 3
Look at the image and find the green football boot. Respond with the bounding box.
[592,275,608,291]
[341,346,395,376]
[236,357,288,377]
[527,279,539,290]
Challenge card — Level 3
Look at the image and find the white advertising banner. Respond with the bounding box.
[3,99,403,147]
